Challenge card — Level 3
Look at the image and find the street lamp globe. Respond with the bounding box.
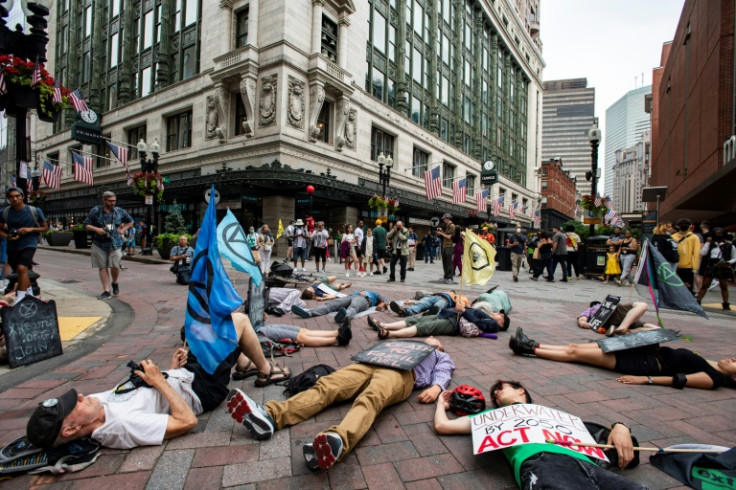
[137,139,148,153]
[377,152,386,166]
[588,125,601,144]
[150,138,160,155]
[21,0,53,18]
[384,155,393,168]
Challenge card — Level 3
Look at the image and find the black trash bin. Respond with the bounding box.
[584,235,610,279]
[417,243,424,261]
[496,247,512,271]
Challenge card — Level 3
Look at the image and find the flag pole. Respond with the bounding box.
[545,440,728,454]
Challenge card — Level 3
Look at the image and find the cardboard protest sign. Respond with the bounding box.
[589,295,621,330]
[317,283,346,298]
[470,404,608,463]
[351,340,437,370]
[597,328,678,353]
[248,278,266,328]
[1,296,62,368]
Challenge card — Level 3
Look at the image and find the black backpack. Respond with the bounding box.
[661,237,680,263]
[277,364,335,396]
[0,436,101,475]
[270,261,294,277]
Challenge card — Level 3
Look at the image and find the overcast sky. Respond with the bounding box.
[541,0,685,163]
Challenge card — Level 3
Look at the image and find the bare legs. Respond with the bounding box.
[532,342,617,370]
[297,328,340,347]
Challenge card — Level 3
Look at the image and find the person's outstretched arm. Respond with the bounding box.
[434,391,471,434]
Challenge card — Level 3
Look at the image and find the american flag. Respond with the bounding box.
[452,177,467,204]
[533,210,541,228]
[126,173,134,186]
[72,152,94,185]
[574,201,581,215]
[31,60,42,87]
[606,209,619,225]
[604,197,613,209]
[107,141,130,172]
[52,80,63,104]
[476,189,489,212]
[42,160,62,190]
[508,201,518,220]
[614,218,625,228]
[10,176,15,186]
[69,88,90,112]
[522,204,528,214]
[492,196,504,216]
[424,166,442,200]
[156,177,164,191]
[594,195,603,207]
[18,160,28,179]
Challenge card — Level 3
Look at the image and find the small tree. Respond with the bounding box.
[164,201,188,235]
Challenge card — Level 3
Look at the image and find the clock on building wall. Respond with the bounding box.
[79,109,98,124]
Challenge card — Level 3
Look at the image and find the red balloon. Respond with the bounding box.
[306,185,315,194]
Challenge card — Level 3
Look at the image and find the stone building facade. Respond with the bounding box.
[32,0,544,239]
[612,133,649,214]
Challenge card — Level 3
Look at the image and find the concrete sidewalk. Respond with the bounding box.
[0,248,733,489]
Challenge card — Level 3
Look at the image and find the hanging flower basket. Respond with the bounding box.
[131,172,165,203]
[0,55,72,120]
[580,195,607,217]
[368,194,399,214]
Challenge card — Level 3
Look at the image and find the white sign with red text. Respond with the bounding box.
[470,404,608,462]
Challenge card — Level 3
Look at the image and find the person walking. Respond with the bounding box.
[82,191,133,299]
[437,213,456,283]
[386,221,409,282]
[531,231,553,281]
[258,224,275,274]
[550,225,568,282]
[407,227,418,271]
[507,225,527,282]
[696,227,736,310]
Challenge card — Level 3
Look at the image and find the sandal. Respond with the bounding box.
[367,316,381,332]
[377,327,389,340]
[232,360,259,380]
[255,363,291,387]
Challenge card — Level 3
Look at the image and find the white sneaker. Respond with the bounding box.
[322,269,327,273]
[302,267,307,272]
[345,272,350,278]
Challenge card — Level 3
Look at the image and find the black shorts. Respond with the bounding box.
[605,304,644,330]
[355,246,364,258]
[187,347,240,412]
[7,247,36,269]
[614,345,661,376]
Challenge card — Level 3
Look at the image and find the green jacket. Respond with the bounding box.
[386,227,409,256]
[373,226,387,249]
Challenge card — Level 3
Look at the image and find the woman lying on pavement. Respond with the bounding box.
[509,327,736,390]
[300,276,352,302]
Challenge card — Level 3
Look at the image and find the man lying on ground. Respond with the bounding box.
[471,287,513,314]
[369,301,508,339]
[434,380,645,489]
[510,327,736,390]
[25,312,289,450]
[292,289,387,323]
[300,276,352,302]
[388,290,469,317]
[226,337,454,470]
[577,301,659,336]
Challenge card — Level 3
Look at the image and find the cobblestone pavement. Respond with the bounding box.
[0,248,734,489]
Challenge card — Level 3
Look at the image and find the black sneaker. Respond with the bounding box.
[226,389,275,441]
[111,283,119,295]
[334,307,348,324]
[383,266,388,273]
[509,331,538,356]
[389,301,407,316]
[292,305,312,319]
[386,278,396,283]
[428,305,440,316]
[513,276,518,282]
[99,291,112,300]
[337,318,352,346]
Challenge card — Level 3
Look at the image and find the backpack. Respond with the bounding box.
[661,237,680,263]
[258,334,300,360]
[2,205,40,228]
[277,364,335,396]
[0,436,101,475]
[270,261,294,277]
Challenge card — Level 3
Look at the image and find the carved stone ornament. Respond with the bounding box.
[344,108,357,150]
[287,76,305,129]
[259,74,278,126]
[308,84,325,141]
[239,77,256,138]
[334,97,350,151]
[205,93,226,142]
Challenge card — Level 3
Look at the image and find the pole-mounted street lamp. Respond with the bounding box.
[137,138,160,255]
[587,120,602,237]
[377,152,393,197]
[0,0,54,201]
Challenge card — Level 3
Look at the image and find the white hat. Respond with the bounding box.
[295,219,304,226]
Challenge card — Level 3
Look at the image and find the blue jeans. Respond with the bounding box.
[620,253,636,282]
[405,296,449,315]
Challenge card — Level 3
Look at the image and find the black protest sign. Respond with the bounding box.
[589,295,621,330]
[351,340,437,370]
[1,296,62,368]
[597,328,678,353]
[248,278,265,328]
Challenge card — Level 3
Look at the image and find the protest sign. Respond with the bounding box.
[351,340,437,370]
[1,296,62,368]
[248,278,266,328]
[598,328,678,353]
[470,404,608,463]
[589,295,621,330]
[317,283,346,298]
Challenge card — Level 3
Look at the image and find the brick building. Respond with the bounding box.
[540,157,576,230]
[650,0,736,225]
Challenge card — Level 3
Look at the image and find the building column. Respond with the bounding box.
[311,0,324,55]
[118,1,136,103]
[337,17,349,68]
[156,0,172,89]
[427,0,439,135]
[89,0,105,110]
[249,0,260,47]
[262,195,294,257]
[452,0,464,147]
[395,0,408,113]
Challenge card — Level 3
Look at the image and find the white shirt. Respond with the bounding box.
[311,229,329,248]
[90,369,202,449]
[354,227,364,246]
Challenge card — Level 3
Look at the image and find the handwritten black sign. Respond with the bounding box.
[351,340,437,370]
[597,328,678,353]
[589,295,621,330]
[248,278,265,328]
[1,296,62,368]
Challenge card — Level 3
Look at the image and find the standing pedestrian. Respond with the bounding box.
[386,221,409,282]
[372,219,388,275]
[353,219,364,275]
[696,228,735,310]
[564,225,581,279]
[363,227,375,275]
[125,226,136,257]
[452,226,464,276]
[531,231,553,281]
[340,224,358,278]
[0,187,48,300]
[422,233,434,264]
[311,221,330,273]
[437,213,456,283]
[617,229,638,286]
[672,218,701,294]
[83,191,133,299]
[292,219,308,271]
[258,224,275,274]
[507,225,527,282]
[285,219,295,262]
[407,227,418,271]
[550,225,568,282]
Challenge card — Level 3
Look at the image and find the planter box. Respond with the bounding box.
[73,230,91,248]
[47,232,73,247]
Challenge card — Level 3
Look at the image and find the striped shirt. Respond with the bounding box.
[413,350,455,390]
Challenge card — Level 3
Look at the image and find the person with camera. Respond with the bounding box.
[437,213,456,284]
[386,220,409,282]
[696,227,736,310]
[83,191,134,299]
[169,235,194,285]
[0,187,48,300]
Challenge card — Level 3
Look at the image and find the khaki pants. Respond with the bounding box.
[511,252,524,278]
[408,246,416,268]
[265,363,414,457]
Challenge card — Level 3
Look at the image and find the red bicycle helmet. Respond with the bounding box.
[450,384,486,416]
